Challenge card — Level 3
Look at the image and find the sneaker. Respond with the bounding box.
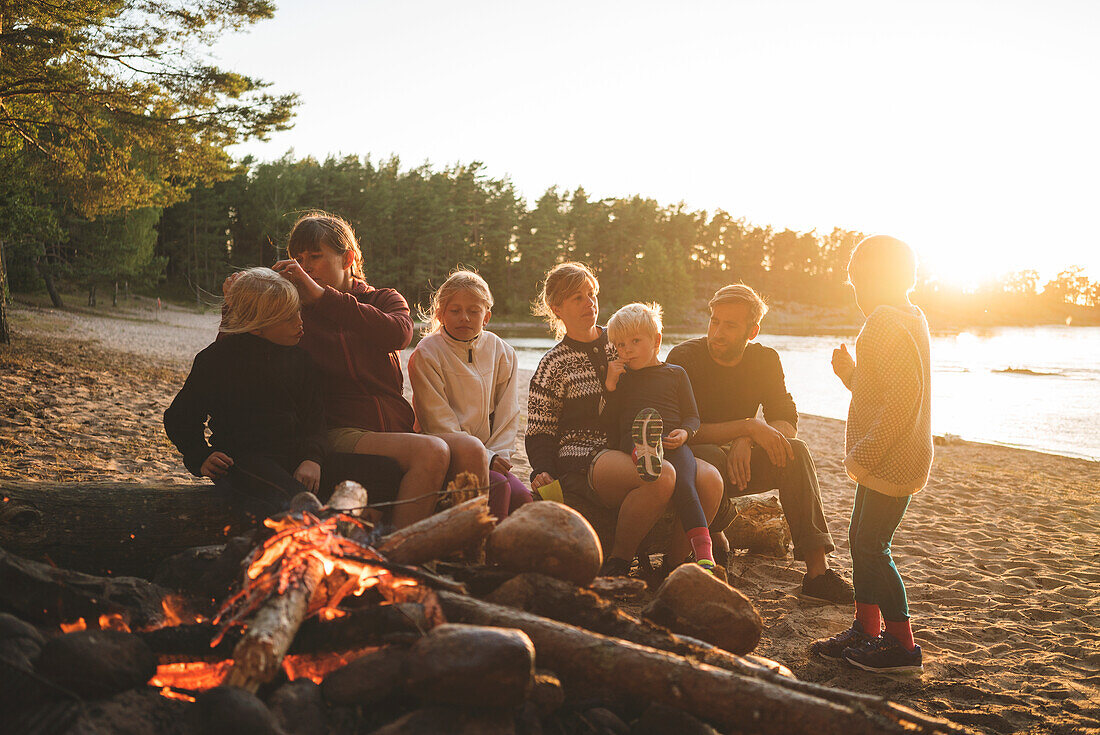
[599,556,633,577]
[631,408,664,482]
[800,568,855,604]
[810,622,875,661]
[844,632,923,674]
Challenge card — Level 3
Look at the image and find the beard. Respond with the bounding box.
[707,335,750,364]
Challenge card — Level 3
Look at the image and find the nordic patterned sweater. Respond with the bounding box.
[844,304,934,497]
[525,329,616,481]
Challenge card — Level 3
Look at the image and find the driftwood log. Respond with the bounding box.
[438,591,971,735]
[377,495,495,566]
[224,482,367,692]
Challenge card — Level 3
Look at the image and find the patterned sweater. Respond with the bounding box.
[525,329,617,480]
[844,305,934,496]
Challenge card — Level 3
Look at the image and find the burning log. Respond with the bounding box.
[437,591,970,735]
[377,494,495,566]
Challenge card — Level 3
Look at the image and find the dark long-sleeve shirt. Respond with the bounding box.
[601,363,700,452]
[666,338,798,430]
[164,333,326,476]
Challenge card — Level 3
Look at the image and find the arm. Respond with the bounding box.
[163,352,216,477]
[485,345,520,461]
[408,347,466,436]
[295,353,327,468]
[525,356,566,481]
[310,286,414,352]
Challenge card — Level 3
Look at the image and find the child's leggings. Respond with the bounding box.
[488,470,533,519]
[850,484,912,621]
[666,445,707,531]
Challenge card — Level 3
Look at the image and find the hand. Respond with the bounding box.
[726,436,753,491]
[221,272,244,303]
[200,451,233,479]
[748,418,794,468]
[272,259,325,305]
[832,344,855,387]
[664,429,688,450]
[532,472,554,489]
[605,359,626,391]
[293,460,321,493]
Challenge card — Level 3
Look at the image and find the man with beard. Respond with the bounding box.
[667,284,853,603]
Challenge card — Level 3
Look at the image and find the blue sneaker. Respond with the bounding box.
[844,632,923,674]
[809,622,875,661]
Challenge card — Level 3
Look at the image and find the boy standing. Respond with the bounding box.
[811,235,933,674]
[603,303,715,572]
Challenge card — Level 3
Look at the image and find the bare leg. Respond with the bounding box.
[589,450,675,562]
[352,432,449,528]
[437,433,490,485]
[669,459,724,565]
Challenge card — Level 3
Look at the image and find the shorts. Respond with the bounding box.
[327,427,374,454]
[558,448,617,546]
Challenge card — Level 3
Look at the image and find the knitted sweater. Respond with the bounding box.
[408,329,520,461]
[844,305,933,496]
[525,329,616,480]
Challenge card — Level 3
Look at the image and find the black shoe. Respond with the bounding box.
[800,568,855,604]
[810,622,875,661]
[599,556,633,577]
[844,632,924,674]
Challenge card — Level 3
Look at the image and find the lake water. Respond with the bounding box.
[497,326,1100,462]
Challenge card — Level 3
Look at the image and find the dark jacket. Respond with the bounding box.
[164,333,327,476]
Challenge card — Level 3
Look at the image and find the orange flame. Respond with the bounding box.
[98,613,131,632]
[159,595,206,628]
[151,660,234,692]
[60,618,87,633]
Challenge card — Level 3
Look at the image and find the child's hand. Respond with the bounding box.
[490,455,512,474]
[201,451,234,479]
[664,429,688,449]
[294,460,321,493]
[832,344,855,387]
[532,472,554,489]
[605,360,626,391]
[273,259,326,305]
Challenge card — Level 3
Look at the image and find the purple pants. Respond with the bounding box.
[488,470,533,519]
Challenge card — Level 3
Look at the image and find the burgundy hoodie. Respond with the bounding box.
[299,279,416,433]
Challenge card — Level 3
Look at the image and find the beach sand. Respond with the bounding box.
[3,300,1099,734]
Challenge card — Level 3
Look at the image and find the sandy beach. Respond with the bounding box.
[2,300,1099,734]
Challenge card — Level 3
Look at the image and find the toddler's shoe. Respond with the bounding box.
[844,632,924,674]
[809,622,875,661]
[631,408,664,482]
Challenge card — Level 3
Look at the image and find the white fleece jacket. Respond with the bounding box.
[408,329,520,461]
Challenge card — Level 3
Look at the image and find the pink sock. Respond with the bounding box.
[885,619,916,651]
[687,527,714,564]
[855,602,881,637]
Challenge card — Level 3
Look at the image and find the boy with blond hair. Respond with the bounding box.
[603,303,715,572]
[810,235,932,674]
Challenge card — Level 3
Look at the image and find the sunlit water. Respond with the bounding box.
[497,326,1100,462]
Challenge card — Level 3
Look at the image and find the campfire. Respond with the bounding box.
[0,480,974,735]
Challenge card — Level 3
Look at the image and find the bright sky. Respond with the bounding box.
[214,0,1100,287]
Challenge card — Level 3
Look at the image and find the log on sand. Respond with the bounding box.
[377,495,495,566]
[438,591,972,735]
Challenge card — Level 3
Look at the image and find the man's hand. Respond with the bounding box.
[726,436,753,491]
[490,455,512,474]
[272,259,326,305]
[749,418,794,468]
[294,460,321,493]
[832,343,855,387]
[532,472,554,489]
[664,429,688,450]
[605,360,626,391]
[200,451,234,479]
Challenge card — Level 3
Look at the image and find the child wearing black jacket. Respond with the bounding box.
[164,267,325,522]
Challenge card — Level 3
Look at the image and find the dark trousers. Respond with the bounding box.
[694,438,835,561]
[666,445,706,530]
[850,484,911,621]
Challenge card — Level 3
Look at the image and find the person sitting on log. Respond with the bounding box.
[164,267,327,522]
[408,268,532,520]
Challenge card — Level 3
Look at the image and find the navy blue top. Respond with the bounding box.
[601,363,700,452]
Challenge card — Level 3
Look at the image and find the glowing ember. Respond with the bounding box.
[60,618,87,633]
[281,647,377,684]
[98,613,131,632]
[159,595,206,628]
[152,660,234,692]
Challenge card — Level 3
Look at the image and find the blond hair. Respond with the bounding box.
[607,302,663,344]
[419,268,494,336]
[287,210,365,279]
[532,262,598,339]
[708,284,768,325]
[847,235,918,294]
[222,268,301,334]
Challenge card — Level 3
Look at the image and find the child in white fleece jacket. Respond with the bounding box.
[409,270,532,518]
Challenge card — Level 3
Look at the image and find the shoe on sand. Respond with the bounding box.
[800,568,855,604]
[844,632,924,674]
[810,622,875,661]
[599,556,633,578]
[631,408,664,482]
